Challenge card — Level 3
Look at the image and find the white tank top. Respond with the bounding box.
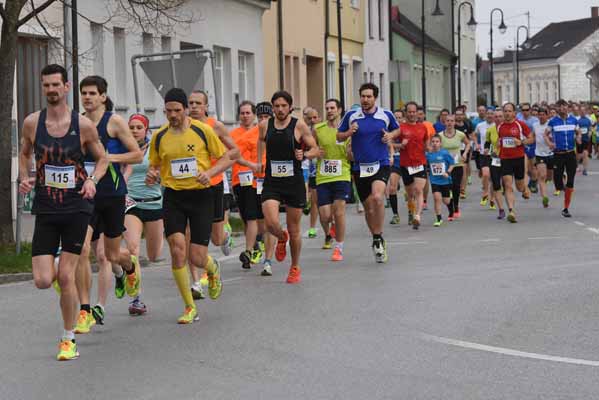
[534,122,553,157]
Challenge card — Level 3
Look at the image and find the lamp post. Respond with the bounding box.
[515,25,529,105]
[489,8,507,106]
[456,1,477,107]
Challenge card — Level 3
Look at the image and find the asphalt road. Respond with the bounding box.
[3,161,599,400]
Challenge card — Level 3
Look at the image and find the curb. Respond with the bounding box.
[0,273,33,285]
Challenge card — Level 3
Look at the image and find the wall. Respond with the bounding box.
[558,29,599,102]
[363,0,390,109]
[494,59,559,105]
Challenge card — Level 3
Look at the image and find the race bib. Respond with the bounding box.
[581,127,589,135]
[320,159,342,177]
[502,137,516,148]
[170,157,198,179]
[301,159,310,169]
[491,157,501,167]
[460,142,466,151]
[271,160,294,177]
[408,165,425,175]
[84,162,95,176]
[125,196,137,212]
[454,153,461,163]
[430,162,446,176]
[223,174,231,194]
[256,178,264,195]
[359,161,380,178]
[239,170,254,186]
[44,165,75,189]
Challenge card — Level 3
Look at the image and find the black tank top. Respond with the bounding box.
[264,117,303,186]
[32,109,93,215]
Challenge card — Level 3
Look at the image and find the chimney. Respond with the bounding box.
[592,6,599,18]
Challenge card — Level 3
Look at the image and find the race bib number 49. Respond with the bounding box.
[170,157,198,179]
[430,163,446,176]
[271,160,294,178]
[320,159,342,177]
[44,165,75,189]
[359,161,380,178]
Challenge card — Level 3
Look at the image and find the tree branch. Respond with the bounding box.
[17,0,57,27]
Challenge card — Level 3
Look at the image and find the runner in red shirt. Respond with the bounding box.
[497,102,534,223]
[398,102,429,229]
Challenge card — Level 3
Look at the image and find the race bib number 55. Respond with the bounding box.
[271,160,294,178]
[170,157,198,179]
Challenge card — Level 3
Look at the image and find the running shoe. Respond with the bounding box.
[422,201,428,211]
[489,201,496,210]
[507,211,517,223]
[239,250,252,269]
[322,235,333,250]
[258,240,266,253]
[583,169,588,176]
[542,196,549,208]
[331,247,343,261]
[390,214,400,225]
[261,261,273,276]
[480,196,488,207]
[286,266,301,284]
[177,306,198,324]
[275,230,289,262]
[467,176,472,185]
[522,190,530,200]
[308,227,317,238]
[91,305,105,325]
[125,256,141,298]
[497,209,506,220]
[329,224,336,239]
[221,224,234,256]
[408,212,414,225]
[561,208,572,218]
[128,297,147,315]
[433,219,443,227]
[52,279,61,295]
[372,238,388,263]
[74,310,95,334]
[412,215,420,230]
[199,271,208,287]
[554,190,561,196]
[191,283,205,300]
[114,272,125,299]
[530,184,538,194]
[57,340,79,361]
[460,190,467,199]
[447,216,454,221]
[207,259,223,299]
[453,210,461,219]
[250,249,263,265]
[357,202,364,214]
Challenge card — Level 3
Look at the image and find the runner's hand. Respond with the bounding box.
[256,163,263,174]
[250,162,260,173]
[145,168,160,185]
[18,177,35,194]
[442,173,449,179]
[382,130,392,144]
[295,148,304,160]
[514,138,522,146]
[318,148,326,159]
[350,122,359,135]
[79,179,96,199]
[197,172,210,186]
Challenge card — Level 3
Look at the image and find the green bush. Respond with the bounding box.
[0,242,33,274]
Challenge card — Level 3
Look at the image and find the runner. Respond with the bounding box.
[122,114,164,315]
[315,98,350,261]
[396,101,427,231]
[545,99,580,218]
[439,114,470,220]
[517,103,539,194]
[484,109,506,219]
[337,83,399,259]
[497,102,533,223]
[532,108,554,208]
[302,106,320,238]
[146,88,233,323]
[388,129,402,225]
[471,105,487,128]
[454,108,474,198]
[257,91,318,282]
[426,134,455,226]
[417,105,435,210]
[18,64,108,360]
[576,104,593,175]
[474,107,495,208]
[433,109,449,133]
[75,75,144,332]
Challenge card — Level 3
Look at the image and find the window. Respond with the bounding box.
[369,71,374,83]
[353,60,362,104]
[142,33,154,102]
[536,82,541,103]
[293,56,301,105]
[327,61,336,98]
[368,0,373,39]
[342,62,349,109]
[378,0,384,40]
[90,23,104,75]
[553,81,558,102]
[363,71,368,84]
[379,73,385,106]
[113,27,127,106]
[506,85,511,103]
[350,0,360,9]
[161,36,171,53]
[214,47,233,119]
[544,82,549,102]
[284,55,300,105]
[16,36,48,133]
[238,53,248,101]
[528,83,533,103]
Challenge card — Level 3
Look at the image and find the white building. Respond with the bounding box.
[363,0,390,109]
[493,7,599,105]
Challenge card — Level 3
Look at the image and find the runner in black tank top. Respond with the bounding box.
[18,64,109,361]
[257,91,319,284]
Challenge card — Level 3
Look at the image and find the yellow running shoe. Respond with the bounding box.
[74,310,95,334]
[207,259,223,300]
[125,255,141,297]
[56,340,79,361]
[199,271,208,286]
[480,196,488,207]
[177,306,198,324]
[52,279,61,295]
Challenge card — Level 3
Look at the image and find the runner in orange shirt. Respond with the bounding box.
[417,105,435,210]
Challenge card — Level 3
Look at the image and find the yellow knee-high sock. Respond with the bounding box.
[205,255,216,275]
[172,266,194,308]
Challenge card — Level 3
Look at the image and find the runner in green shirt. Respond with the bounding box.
[440,114,470,220]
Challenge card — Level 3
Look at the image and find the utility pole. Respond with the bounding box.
[71,0,79,111]
[277,0,284,90]
[337,0,345,109]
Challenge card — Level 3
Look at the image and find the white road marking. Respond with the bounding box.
[476,238,501,243]
[222,277,243,283]
[527,236,564,240]
[387,241,429,246]
[574,221,586,226]
[586,228,599,235]
[419,333,599,367]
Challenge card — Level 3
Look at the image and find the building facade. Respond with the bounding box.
[363,0,391,109]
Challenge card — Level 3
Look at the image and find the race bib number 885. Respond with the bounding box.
[320,159,342,177]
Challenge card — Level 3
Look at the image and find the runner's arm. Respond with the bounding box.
[297,119,319,160]
[256,120,267,174]
[214,120,240,160]
[543,127,555,149]
[107,115,143,164]
[17,114,37,193]
[80,117,109,182]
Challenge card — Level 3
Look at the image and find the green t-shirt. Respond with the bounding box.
[315,122,351,184]
[440,130,467,166]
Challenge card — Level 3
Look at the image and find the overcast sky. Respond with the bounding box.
[476,0,598,59]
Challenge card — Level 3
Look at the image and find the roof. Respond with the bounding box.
[391,11,453,58]
[495,17,599,64]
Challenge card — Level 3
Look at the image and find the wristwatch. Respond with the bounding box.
[87,175,98,185]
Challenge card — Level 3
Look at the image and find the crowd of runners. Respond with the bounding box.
[18,64,595,360]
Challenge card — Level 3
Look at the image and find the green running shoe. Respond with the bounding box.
[92,304,105,325]
[114,272,125,299]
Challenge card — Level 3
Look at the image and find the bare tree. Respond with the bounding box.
[0,0,193,244]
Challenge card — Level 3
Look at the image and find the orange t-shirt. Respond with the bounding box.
[422,121,435,139]
[205,117,225,186]
[230,125,265,188]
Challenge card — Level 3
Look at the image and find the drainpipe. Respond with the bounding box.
[325,0,329,100]
[277,0,284,89]
[388,0,394,110]
[557,64,561,99]
[337,0,345,109]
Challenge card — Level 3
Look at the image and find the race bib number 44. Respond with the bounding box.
[320,159,342,177]
[44,165,75,189]
[271,160,294,177]
[359,161,380,178]
[239,170,254,186]
[430,163,446,176]
[170,157,198,179]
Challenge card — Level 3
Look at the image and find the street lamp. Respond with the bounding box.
[515,25,529,105]
[422,0,444,113]
[489,8,507,106]
[457,1,477,107]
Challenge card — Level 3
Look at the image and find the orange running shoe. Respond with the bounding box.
[331,247,343,261]
[286,266,301,284]
[453,210,461,219]
[275,230,289,262]
[329,224,336,240]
